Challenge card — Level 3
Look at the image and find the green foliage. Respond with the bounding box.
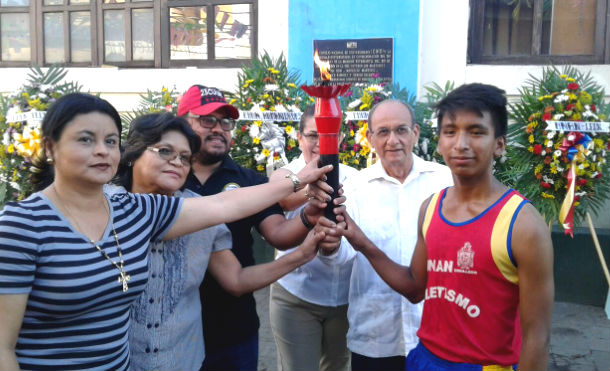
[503,65,610,226]
[412,81,456,163]
[121,86,180,140]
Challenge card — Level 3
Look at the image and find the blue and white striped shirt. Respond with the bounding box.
[0,191,182,371]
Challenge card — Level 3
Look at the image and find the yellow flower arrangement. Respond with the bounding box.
[505,66,610,229]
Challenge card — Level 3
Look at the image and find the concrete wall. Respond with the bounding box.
[288,0,420,93]
[418,0,610,97]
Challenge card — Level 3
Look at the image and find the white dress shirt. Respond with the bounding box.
[275,154,358,306]
[321,154,453,357]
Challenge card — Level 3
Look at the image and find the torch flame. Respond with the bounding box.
[314,50,331,81]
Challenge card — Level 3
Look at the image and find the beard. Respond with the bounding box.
[196,150,227,165]
[195,134,231,165]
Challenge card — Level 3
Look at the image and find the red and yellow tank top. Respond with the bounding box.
[417,187,529,366]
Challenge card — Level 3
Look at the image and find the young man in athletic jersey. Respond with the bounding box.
[335,83,554,370]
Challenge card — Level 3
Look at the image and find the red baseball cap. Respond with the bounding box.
[177,85,239,119]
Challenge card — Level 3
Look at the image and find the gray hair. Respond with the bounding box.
[368,99,415,130]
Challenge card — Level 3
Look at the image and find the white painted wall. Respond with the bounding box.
[418,0,610,98]
[0,0,289,112]
[418,0,470,97]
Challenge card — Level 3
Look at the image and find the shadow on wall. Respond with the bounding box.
[553,227,610,307]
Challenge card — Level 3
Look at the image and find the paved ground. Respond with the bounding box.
[254,287,609,371]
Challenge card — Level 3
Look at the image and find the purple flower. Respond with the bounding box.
[344,91,353,97]
[372,73,380,78]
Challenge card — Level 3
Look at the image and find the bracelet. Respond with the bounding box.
[284,172,302,192]
[300,207,314,230]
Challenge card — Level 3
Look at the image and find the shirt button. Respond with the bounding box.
[154,323,159,328]
[151,248,156,253]
[147,323,152,329]
[149,298,154,304]
[152,273,156,278]
[145,347,150,353]
[153,348,158,353]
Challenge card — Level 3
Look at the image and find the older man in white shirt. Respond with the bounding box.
[322,99,453,371]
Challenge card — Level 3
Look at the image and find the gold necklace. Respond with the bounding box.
[52,186,131,292]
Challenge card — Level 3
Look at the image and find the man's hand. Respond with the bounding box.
[335,210,370,252]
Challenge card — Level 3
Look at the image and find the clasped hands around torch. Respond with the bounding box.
[290,157,349,257]
[291,158,366,257]
[315,208,370,256]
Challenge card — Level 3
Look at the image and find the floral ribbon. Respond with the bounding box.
[557,131,591,236]
[559,160,576,237]
[558,132,591,161]
[259,121,288,169]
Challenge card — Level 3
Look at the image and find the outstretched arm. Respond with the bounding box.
[512,204,554,371]
[0,294,27,371]
[258,191,346,250]
[336,199,429,303]
[207,229,325,297]
[269,168,309,211]
[165,160,332,240]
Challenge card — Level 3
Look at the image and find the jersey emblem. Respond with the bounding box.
[223,182,240,192]
[456,242,476,273]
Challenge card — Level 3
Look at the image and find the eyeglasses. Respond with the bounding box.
[189,115,236,131]
[301,132,319,142]
[371,125,413,138]
[147,147,192,166]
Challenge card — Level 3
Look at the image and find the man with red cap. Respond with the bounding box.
[178,85,336,371]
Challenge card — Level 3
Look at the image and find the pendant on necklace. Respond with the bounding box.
[118,270,131,292]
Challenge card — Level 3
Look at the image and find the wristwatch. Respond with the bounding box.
[284,172,302,192]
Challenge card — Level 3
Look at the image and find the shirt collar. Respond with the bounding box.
[364,154,437,184]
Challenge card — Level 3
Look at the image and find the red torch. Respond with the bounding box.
[301,50,350,222]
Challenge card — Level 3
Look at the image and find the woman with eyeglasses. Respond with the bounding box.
[112,112,331,371]
[268,106,358,371]
[0,94,332,371]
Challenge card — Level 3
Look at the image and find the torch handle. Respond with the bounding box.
[319,154,340,222]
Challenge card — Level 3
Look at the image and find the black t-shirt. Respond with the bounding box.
[185,155,283,351]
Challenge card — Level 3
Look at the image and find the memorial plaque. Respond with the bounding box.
[313,38,393,85]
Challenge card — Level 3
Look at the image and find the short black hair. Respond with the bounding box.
[31,93,122,191]
[114,112,201,192]
[435,83,507,138]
